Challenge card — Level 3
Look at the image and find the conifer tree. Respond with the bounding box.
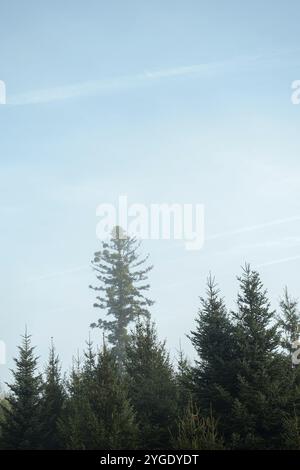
[231,264,285,449]
[189,275,235,439]
[61,342,137,449]
[125,320,177,449]
[90,226,154,366]
[277,290,300,448]
[0,396,8,449]
[176,348,194,415]
[173,400,223,450]
[40,340,65,449]
[282,411,300,449]
[91,342,138,449]
[0,330,42,449]
[278,288,300,357]
[59,354,98,450]
[82,335,97,384]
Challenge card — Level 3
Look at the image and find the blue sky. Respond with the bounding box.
[1,1,300,385]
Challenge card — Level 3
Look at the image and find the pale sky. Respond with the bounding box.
[1,0,300,386]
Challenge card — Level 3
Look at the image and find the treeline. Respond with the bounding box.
[1,227,300,450]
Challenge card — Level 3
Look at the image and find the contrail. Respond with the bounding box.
[257,254,300,268]
[8,53,275,106]
[208,216,300,241]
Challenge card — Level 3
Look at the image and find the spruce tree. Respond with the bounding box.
[176,348,194,416]
[59,354,98,450]
[90,226,154,366]
[0,330,42,449]
[173,400,223,450]
[125,320,177,449]
[40,340,65,449]
[277,290,300,448]
[231,264,285,449]
[61,342,137,449]
[278,288,300,357]
[91,342,138,449]
[189,274,235,439]
[282,411,300,449]
[0,396,8,449]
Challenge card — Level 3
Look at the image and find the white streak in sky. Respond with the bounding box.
[8,54,269,106]
[257,255,300,268]
[208,216,300,241]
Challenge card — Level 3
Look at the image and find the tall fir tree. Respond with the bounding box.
[230,264,286,449]
[90,226,154,366]
[0,330,42,449]
[125,320,178,449]
[189,274,235,440]
[40,340,65,449]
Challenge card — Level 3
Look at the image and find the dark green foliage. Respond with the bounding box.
[125,320,178,449]
[189,275,235,438]
[40,340,65,449]
[230,264,286,449]
[277,290,300,447]
[0,396,8,449]
[59,355,97,449]
[61,341,137,449]
[278,288,300,357]
[282,411,300,449]
[2,260,300,450]
[176,348,194,415]
[173,400,223,450]
[90,226,154,366]
[0,331,43,449]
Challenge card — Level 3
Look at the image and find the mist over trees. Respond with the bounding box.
[1,228,300,450]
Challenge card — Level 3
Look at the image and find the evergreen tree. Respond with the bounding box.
[91,342,138,449]
[277,290,300,448]
[59,354,98,450]
[40,340,65,449]
[61,342,137,449]
[82,334,97,384]
[278,288,300,357]
[173,400,223,450]
[230,264,285,449]
[0,396,8,449]
[0,330,42,449]
[125,320,177,449]
[282,411,300,449]
[90,226,154,366]
[176,348,194,416]
[189,274,235,439]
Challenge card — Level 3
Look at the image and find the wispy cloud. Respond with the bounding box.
[208,216,300,241]
[8,53,275,106]
[257,254,300,268]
